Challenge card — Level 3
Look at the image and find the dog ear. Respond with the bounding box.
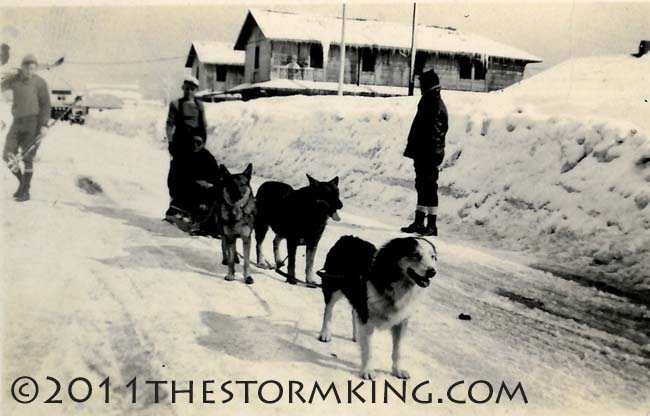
[306,174,318,187]
[219,164,231,178]
[329,176,339,187]
[242,163,253,180]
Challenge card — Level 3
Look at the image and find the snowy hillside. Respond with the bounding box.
[502,54,650,133]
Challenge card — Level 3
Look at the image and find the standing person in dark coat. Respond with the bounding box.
[401,69,448,236]
[1,54,51,202]
[164,74,208,220]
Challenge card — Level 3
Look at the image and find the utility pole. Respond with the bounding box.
[408,2,418,96]
[337,3,347,96]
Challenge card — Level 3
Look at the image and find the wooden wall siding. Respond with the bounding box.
[192,60,202,88]
[325,45,360,84]
[241,26,530,92]
[270,41,314,67]
[360,50,410,86]
[191,62,245,92]
[204,64,216,91]
[486,59,525,90]
[417,53,523,92]
[224,66,245,90]
[212,65,245,92]
[269,41,327,82]
[244,26,272,83]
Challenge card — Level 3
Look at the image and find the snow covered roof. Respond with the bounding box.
[234,9,542,63]
[185,41,245,67]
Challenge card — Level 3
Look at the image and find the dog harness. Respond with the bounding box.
[219,185,255,225]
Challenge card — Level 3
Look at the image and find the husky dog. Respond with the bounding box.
[216,163,256,284]
[254,175,343,285]
[318,236,437,380]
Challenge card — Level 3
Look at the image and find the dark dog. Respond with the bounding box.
[254,174,343,285]
[318,235,376,343]
[216,163,256,284]
[318,236,437,380]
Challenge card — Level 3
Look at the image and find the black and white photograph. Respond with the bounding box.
[1,1,649,415]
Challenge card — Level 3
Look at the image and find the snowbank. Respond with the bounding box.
[78,54,650,302]
[201,92,650,301]
[84,101,166,145]
[502,55,650,134]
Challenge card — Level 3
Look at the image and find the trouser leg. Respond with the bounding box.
[3,121,20,182]
[413,161,440,236]
[414,161,439,209]
[13,117,39,201]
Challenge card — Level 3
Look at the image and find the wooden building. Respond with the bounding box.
[185,41,245,93]
[231,9,542,99]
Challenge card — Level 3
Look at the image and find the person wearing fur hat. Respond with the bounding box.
[1,54,51,202]
[401,69,448,236]
[164,74,209,220]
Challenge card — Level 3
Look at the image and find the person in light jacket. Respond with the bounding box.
[1,54,51,202]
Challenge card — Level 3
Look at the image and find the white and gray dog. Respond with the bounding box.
[318,235,438,379]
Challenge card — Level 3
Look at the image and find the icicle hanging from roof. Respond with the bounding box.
[322,41,330,70]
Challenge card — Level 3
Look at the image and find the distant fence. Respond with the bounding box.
[271,66,326,82]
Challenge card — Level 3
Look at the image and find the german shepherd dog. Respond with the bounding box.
[215,163,256,284]
[254,175,343,285]
[318,236,437,380]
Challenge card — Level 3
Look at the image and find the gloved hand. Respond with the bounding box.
[196,180,213,189]
[40,126,48,138]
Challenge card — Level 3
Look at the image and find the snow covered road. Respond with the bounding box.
[1,124,649,416]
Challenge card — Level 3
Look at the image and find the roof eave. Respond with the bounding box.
[234,11,257,50]
[185,44,197,68]
[200,60,245,66]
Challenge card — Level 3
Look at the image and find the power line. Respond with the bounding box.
[66,56,185,65]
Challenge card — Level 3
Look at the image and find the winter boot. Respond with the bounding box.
[421,214,438,236]
[12,170,24,198]
[401,210,426,234]
[164,204,184,223]
[14,171,32,202]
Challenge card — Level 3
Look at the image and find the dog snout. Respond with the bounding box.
[425,268,436,278]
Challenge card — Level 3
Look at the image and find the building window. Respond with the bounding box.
[310,43,323,68]
[254,46,260,69]
[196,65,200,82]
[361,48,376,72]
[382,52,391,66]
[216,66,227,82]
[458,56,472,79]
[473,59,486,80]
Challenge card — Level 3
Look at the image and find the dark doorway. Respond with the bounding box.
[361,48,376,72]
[458,56,472,79]
[473,59,486,80]
[310,43,323,68]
